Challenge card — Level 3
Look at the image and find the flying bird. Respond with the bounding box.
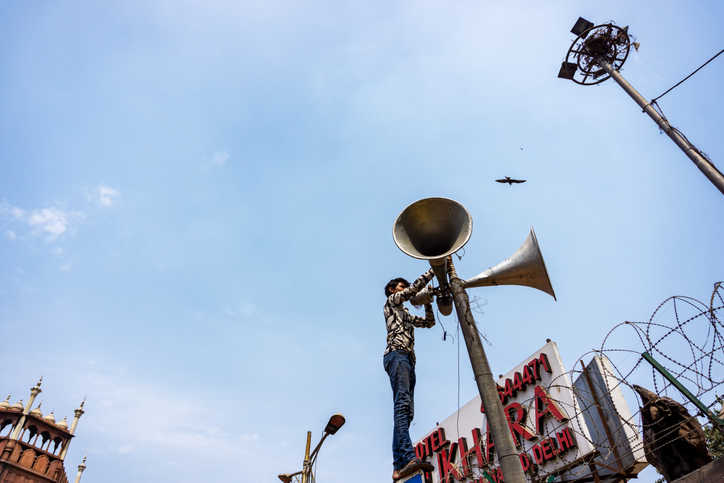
[496,176,526,185]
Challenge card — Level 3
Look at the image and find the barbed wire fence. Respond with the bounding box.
[455,282,724,483]
[552,281,722,482]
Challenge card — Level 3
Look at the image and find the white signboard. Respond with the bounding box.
[414,341,595,482]
[569,356,647,480]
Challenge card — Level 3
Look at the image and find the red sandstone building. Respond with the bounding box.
[0,379,87,483]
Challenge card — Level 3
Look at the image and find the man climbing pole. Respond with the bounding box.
[383,269,437,481]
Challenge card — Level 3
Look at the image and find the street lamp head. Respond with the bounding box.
[324,413,346,435]
[278,474,293,483]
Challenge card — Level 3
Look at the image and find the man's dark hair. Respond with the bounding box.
[385,277,410,297]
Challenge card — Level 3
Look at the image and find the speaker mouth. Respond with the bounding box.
[393,197,473,260]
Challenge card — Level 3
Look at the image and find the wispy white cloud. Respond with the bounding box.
[87,185,121,207]
[115,444,135,454]
[2,202,79,242]
[1,199,87,243]
[27,207,73,240]
[99,185,120,207]
[203,151,229,170]
[224,300,264,318]
[78,371,259,456]
[1,201,25,221]
[238,433,260,442]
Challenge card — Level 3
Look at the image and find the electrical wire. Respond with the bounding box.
[651,47,724,103]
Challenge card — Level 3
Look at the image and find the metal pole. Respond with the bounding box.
[448,260,527,483]
[301,431,312,483]
[308,432,329,469]
[642,352,724,428]
[597,58,724,196]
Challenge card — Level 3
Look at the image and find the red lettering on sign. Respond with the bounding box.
[495,466,504,483]
[519,452,532,472]
[425,434,434,459]
[538,353,551,374]
[456,437,471,478]
[505,402,537,446]
[487,467,503,483]
[531,443,544,464]
[512,371,524,393]
[527,353,553,381]
[431,427,449,452]
[503,378,515,400]
[458,429,486,477]
[528,427,576,468]
[527,358,540,381]
[436,442,461,481]
[415,442,425,460]
[556,427,576,452]
[534,385,569,434]
[431,428,441,452]
[521,364,535,385]
[471,428,487,465]
[540,438,554,460]
[417,433,434,461]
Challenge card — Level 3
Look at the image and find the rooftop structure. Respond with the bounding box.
[0,379,86,483]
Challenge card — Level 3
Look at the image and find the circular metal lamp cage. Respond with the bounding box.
[560,22,632,85]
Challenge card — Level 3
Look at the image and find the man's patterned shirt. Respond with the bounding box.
[383,269,436,364]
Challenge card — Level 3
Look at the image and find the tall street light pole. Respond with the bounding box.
[279,414,346,483]
[558,18,724,196]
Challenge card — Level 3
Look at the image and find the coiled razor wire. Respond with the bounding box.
[446,282,724,483]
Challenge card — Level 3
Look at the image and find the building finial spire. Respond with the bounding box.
[9,378,43,440]
[60,398,86,459]
[73,454,87,483]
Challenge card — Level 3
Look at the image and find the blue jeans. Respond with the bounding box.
[383,350,416,470]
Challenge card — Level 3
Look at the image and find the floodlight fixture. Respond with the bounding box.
[557,62,577,80]
[571,17,594,37]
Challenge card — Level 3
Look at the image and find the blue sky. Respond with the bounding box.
[1,1,723,482]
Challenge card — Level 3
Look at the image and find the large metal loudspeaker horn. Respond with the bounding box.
[392,197,556,309]
[463,228,556,300]
[393,197,473,314]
